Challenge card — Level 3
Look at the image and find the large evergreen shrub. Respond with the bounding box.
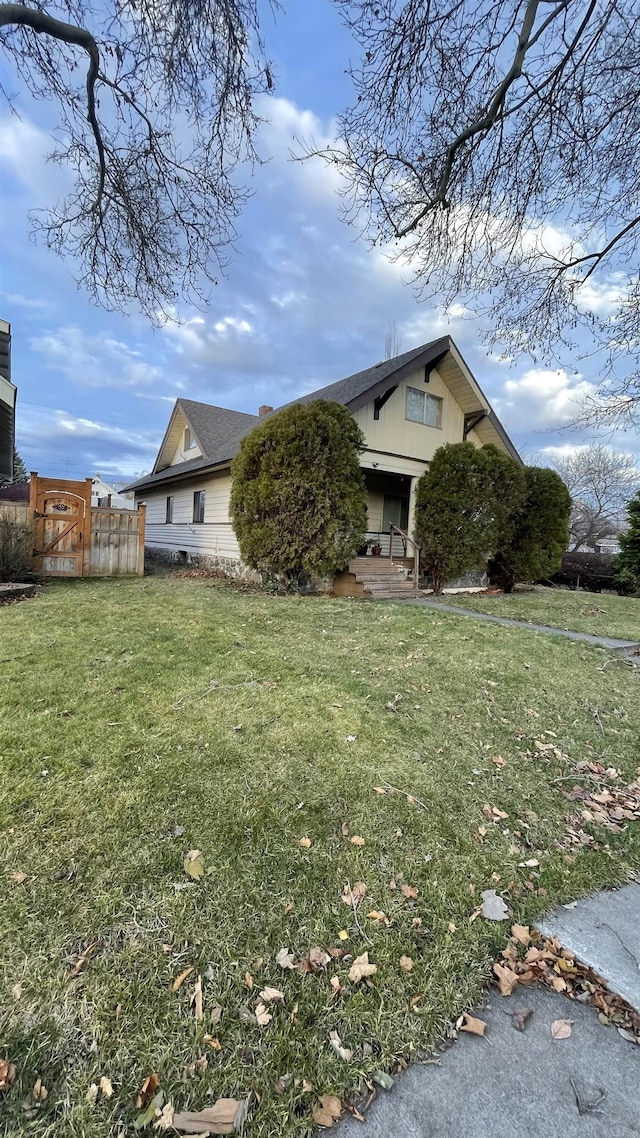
[615,490,640,595]
[230,400,367,588]
[489,467,571,592]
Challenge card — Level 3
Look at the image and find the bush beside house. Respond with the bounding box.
[488,467,571,593]
[230,400,367,590]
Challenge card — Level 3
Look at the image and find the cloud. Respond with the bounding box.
[494,367,598,429]
[18,406,158,479]
[30,326,167,391]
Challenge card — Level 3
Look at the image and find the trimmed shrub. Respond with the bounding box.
[230,400,367,588]
[414,443,497,594]
[549,552,616,592]
[616,490,640,593]
[489,467,571,592]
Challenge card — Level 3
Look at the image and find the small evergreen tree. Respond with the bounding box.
[230,400,367,588]
[489,467,571,592]
[483,444,527,549]
[0,449,29,489]
[414,443,496,594]
[615,490,640,594]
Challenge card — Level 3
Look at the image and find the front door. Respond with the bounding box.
[382,494,409,533]
[33,488,88,576]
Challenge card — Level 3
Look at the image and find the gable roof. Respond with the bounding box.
[126,335,519,492]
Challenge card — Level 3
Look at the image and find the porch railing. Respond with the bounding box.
[389,524,420,596]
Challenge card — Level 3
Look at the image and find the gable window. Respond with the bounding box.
[184,427,196,451]
[406,387,443,428]
[165,495,174,524]
[193,490,205,524]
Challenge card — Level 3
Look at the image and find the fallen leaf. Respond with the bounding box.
[342,881,367,907]
[341,821,350,837]
[153,1101,175,1131]
[481,889,508,921]
[448,922,456,933]
[372,1071,394,1090]
[400,884,419,899]
[350,835,365,846]
[518,858,540,868]
[482,804,493,819]
[210,1001,223,1025]
[400,955,414,972]
[459,1014,487,1037]
[372,786,387,795]
[32,1077,48,1103]
[338,930,349,941]
[192,975,203,1021]
[551,1018,573,1040]
[284,902,294,915]
[71,940,99,976]
[276,947,295,970]
[183,850,205,879]
[313,1094,342,1128]
[492,807,509,820]
[86,1083,99,1106]
[99,1076,114,1098]
[330,975,346,997]
[137,1074,160,1109]
[11,983,22,1001]
[172,1096,250,1135]
[0,1061,16,1093]
[255,1002,272,1026]
[309,947,331,970]
[348,952,377,983]
[511,924,531,946]
[329,1030,353,1062]
[244,971,253,990]
[617,1027,638,1043]
[409,992,424,1009]
[171,965,195,992]
[366,910,390,926]
[252,956,263,972]
[274,1074,294,1095]
[477,825,487,838]
[10,871,27,884]
[298,837,312,849]
[413,917,423,929]
[492,755,506,768]
[345,735,356,743]
[562,901,578,910]
[134,1090,164,1130]
[493,962,519,995]
[512,1008,533,1032]
[259,987,284,1004]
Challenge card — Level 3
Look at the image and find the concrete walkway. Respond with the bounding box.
[398,597,640,655]
[336,885,640,1138]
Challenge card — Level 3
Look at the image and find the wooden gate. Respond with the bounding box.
[29,474,145,577]
[30,476,92,576]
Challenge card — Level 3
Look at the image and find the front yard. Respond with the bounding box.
[1,577,639,1136]
[436,584,640,642]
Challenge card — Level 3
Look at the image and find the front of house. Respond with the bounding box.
[127,336,519,576]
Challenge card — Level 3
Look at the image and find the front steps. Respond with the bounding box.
[333,557,417,600]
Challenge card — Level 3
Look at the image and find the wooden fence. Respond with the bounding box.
[1,474,145,577]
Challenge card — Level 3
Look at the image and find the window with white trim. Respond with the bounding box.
[184,427,197,450]
[406,387,443,428]
[193,490,205,524]
[165,496,174,523]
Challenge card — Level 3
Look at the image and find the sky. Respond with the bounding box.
[1,1,638,485]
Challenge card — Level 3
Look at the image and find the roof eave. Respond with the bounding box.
[345,336,451,413]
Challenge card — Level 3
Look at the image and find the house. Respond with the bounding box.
[0,319,16,485]
[91,475,135,509]
[126,335,519,584]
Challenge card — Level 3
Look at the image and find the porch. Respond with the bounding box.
[361,469,416,563]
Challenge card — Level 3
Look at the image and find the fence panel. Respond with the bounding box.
[89,504,146,577]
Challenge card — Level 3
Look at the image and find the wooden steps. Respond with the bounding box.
[333,557,417,600]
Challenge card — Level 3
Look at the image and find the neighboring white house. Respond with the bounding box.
[92,476,135,509]
[126,335,520,575]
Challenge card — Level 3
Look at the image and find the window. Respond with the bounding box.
[406,387,443,428]
[165,495,174,524]
[184,427,196,450]
[193,490,205,524]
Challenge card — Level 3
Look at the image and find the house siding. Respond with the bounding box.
[139,471,241,565]
[353,366,467,466]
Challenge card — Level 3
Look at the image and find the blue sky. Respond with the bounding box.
[1,2,638,483]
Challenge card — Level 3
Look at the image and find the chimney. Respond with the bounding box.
[258,404,273,417]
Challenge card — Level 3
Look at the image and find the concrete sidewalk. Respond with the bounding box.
[336,885,640,1138]
[398,597,640,656]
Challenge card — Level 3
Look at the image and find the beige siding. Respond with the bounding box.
[353,366,469,467]
[365,488,384,531]
[138,471,240,560]
[168,433,202,467]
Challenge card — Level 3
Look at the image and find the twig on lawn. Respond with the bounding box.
[0,640,56,664]
[551,775,604,785]
[172,678,275,710]
[376,780,429,810]
[346,879,370,943]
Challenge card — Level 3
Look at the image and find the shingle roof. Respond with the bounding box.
[126,335,518,492]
